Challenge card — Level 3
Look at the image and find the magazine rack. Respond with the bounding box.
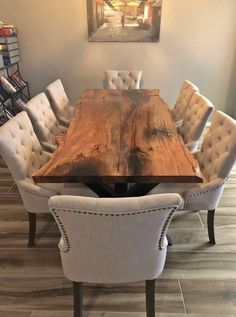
[0,62,30,125]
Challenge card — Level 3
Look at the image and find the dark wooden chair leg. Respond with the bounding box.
[73,282,83,317]
[28,212,36,247]
[207,209,216,245]
[146,280,156,317]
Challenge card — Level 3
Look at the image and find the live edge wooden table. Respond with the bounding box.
[32,89,203,197]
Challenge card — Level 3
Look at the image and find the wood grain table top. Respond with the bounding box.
[32,89,203,184]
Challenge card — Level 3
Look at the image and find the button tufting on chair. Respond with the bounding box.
[25,92,67,152]
[148,111,236,244]
[105,70,142,89]
[0,112,97,247]
[171,80,199,126]
[46,79,74,127]
[49,193,182,317]
[178,91,215,152]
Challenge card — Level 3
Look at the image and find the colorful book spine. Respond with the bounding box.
[0,36,18,44]
[0,27,18,36]
[11,74,26,88]
[0,43,19,51]
[0,76,17,94]
[2,49,19,58]
[14,98,26,111]
[0,82,10,100]
[3,55,20,66]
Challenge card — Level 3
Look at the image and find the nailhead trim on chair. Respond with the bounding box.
[183,180,226,209]
[21,188,52,199]
[158,207,177,250]
[52,210,71,252]
[52,206,177,252]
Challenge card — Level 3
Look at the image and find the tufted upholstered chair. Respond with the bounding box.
[25,92,67,152]
[178,91,214,152]
[0,112,97,247]
[49,193,182,317]
[171,80,199,126]
[46,79,74,127]
[149,111,236,244]
[105,70,142,89]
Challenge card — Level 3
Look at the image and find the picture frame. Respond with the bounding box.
[87,0,162,42]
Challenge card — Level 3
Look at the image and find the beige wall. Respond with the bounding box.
[1,0,236,116]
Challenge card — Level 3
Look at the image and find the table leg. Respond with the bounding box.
[167,235,173,246]
[85,183,115,197]
[114,183,128,196]
[127,183,159,197]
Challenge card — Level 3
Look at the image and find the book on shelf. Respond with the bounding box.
[0,43,19,51]
[10,74,26,88]
[3,55,20,66]
[0,76,17,94]
[4,108,14,119]
[14,98,26,111]
[0,82,10,100]
[0,112,8,125]
[1,49,20,58]
[7,78,19,90]
[0,27,18,37]
[0,54,3,68]
[0,36,18,44]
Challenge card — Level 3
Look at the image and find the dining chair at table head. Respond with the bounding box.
[104,70,142,89]
[171,80,199,125]
[149,111,236,244]
[49,193,182,317]
[0,112,97,247]
[25,92,67,153]
[178,91,215,152]
[46,79,74,128]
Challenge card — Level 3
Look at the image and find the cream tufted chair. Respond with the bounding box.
[178,91,214,152]
[105,70,142,89]
[171,80,199,126]
[25,92,67,152]
[0,112,97,247]
[49,193,182,317]
[149,111,236,244]
[46,79,74,127]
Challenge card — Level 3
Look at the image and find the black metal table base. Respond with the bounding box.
[85,182,159,198]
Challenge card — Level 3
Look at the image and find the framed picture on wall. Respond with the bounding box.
[87,0,162,42]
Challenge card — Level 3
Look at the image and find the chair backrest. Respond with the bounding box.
[197,111,236,182]
[105,70,142,89]
[46,79,74,122]
[178,91,214,151]
[0,111,50,182]
[25,92,65,150]
[49,193,182,284]
[172,80,199,122]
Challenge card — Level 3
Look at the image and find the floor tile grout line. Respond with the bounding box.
[7,181,16,194]
[197,211,206,229]
[6,181,15,194]
[178,278,187,314]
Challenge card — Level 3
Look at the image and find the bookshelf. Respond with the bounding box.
[0,33,30,126]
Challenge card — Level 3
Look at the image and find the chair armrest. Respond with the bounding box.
[59,125,67,134]
[41,141,57,153]
[175,119,183,128]
[18,179,59,198]
[58,116,70,128]
[185,140,198,152]
[183,178,226,210]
